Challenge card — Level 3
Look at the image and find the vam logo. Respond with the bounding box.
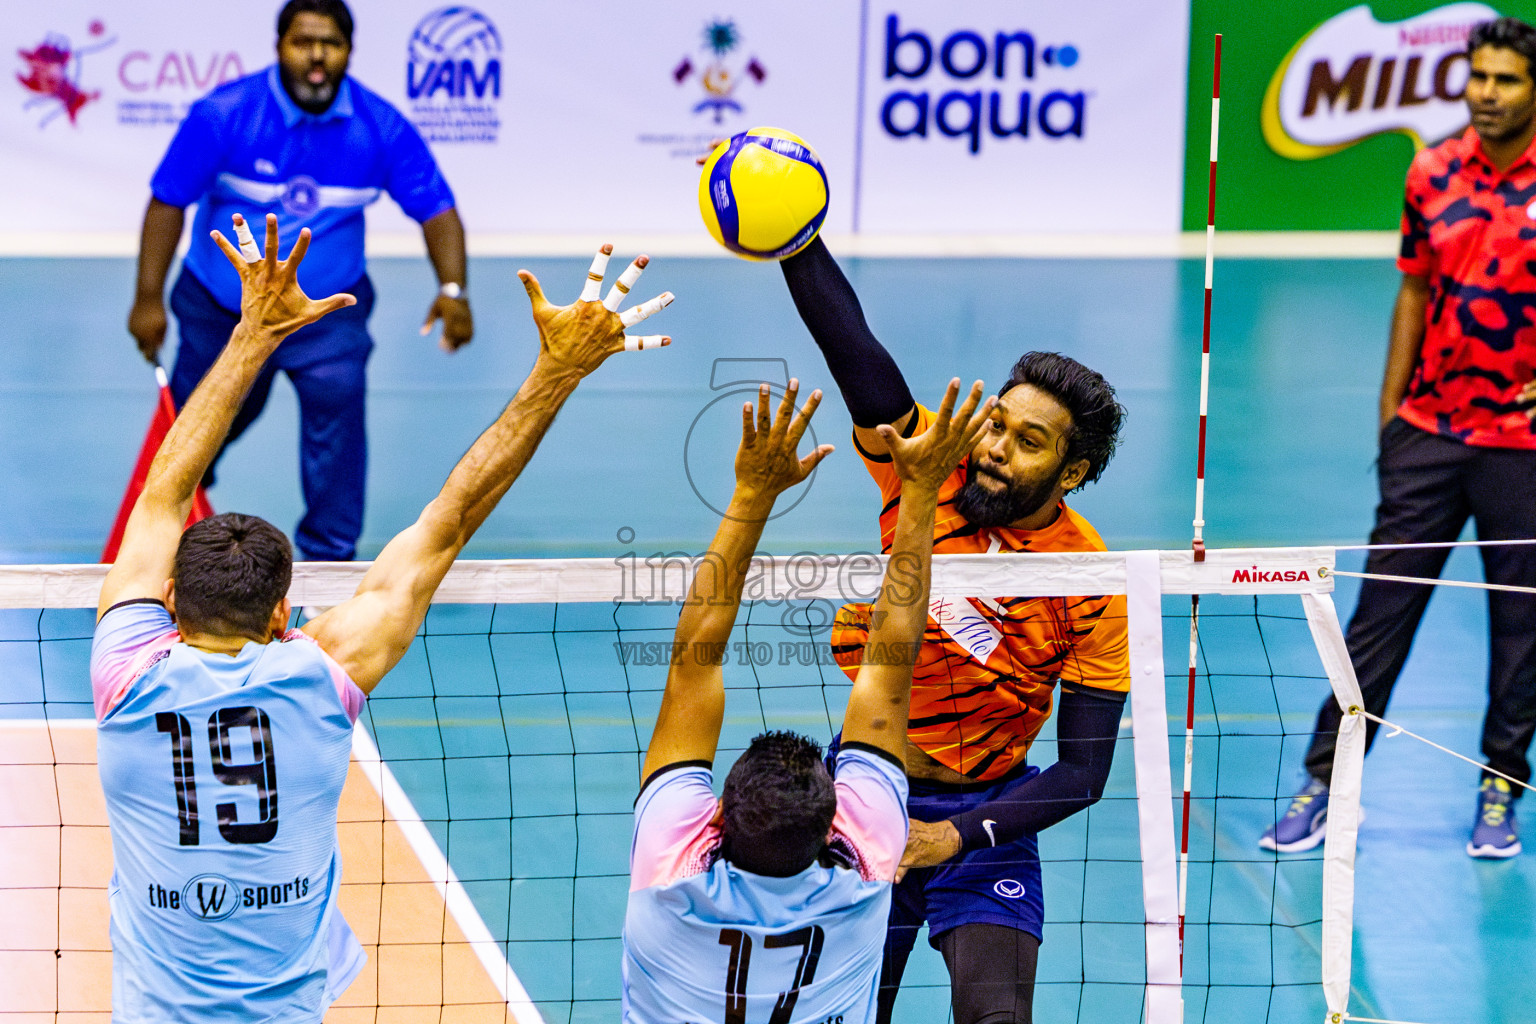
[1263,2,1498,159]
[406,6,502,143]
[879,13,1086,155]
[182,874,240,922]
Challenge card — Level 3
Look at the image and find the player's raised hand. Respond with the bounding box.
[212,213,356,344]
[518,244,673,375]
[733,380,834,508]
[877,378,994,492]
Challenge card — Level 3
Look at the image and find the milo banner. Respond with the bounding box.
[1184,0,1499,230]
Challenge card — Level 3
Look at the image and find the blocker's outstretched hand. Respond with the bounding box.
[876,378,994,492]
[518,244,673,377]
[733,379,834,507]
[213,212,356,346]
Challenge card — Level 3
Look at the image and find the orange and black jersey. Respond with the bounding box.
[832,404,1129,782]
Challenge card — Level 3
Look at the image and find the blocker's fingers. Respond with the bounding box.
[619,291,675,328]
[263,213,279,272]
[772,378,800,439]
[952,380,987,426]
[517,270,551,313]
[603,256,648,312]
[786,389,823,448]
[312,292,358,317]
[579,245,613,303]
[284,227,313,269]
[740,401,755,443]
[798,443,835,476]
[962,395,998,445]
[621,334,669,352]
[933,377,964,426]
[232,214,260,263]
[757,383,773,436]
[211,230,245,269]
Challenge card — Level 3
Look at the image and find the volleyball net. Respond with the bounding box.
[0,547,1373,1024]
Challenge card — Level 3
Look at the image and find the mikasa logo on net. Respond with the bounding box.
[1230,567,1312,584]
[1263,2,1499,159]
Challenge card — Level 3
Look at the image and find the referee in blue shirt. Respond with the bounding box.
[127,0,471,563]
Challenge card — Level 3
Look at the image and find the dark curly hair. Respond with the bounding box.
[1469,17,1536,79]
[720,731,836,877]
[172,513,292,639]
[999,351,1124,489]
[277,0,354,45]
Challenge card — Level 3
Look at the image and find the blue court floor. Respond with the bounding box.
[2,253,1532,1022]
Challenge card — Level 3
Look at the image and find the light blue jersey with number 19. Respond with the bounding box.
[91,600,367,1023]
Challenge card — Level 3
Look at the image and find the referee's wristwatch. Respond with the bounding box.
[439,281,466,301]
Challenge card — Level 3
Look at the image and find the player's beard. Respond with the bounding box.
[954,460,1060,529]
[282,66,340,114]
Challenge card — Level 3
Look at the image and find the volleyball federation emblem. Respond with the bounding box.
[406,6,502,143]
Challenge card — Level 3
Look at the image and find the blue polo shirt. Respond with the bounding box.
[152,66,454,313]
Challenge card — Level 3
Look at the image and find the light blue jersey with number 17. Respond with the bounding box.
[622,746,909,1024]
[91,600,367,1023]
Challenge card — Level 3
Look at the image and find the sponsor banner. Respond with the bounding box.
[3,1,1185,241]
[1264,3,1495,158]
[1183,1,1500,230]
[855,0,1192,234]
[0,2,270,232]
[347,2,862,238]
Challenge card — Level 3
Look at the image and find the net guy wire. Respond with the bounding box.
[1321,567,1536,596]
[1351,708,1536,796]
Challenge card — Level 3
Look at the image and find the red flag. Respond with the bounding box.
[101,367,214,563]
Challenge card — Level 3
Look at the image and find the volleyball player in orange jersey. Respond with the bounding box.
[779,238,1127,1024]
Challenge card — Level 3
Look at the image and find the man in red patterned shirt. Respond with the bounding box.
[1264,17,1536,859]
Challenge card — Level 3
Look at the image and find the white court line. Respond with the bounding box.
[350,724,546,1024]
[0,230,1401,260]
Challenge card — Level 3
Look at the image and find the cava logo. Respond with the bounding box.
[1263,3,1498,159]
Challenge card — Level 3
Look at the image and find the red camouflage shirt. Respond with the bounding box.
[1398,127,1536,448]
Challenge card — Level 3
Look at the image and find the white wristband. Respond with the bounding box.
[439,281,464,300]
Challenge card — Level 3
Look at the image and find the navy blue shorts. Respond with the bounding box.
[895,770,1045,947]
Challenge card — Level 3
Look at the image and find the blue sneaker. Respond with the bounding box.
[1260,777,1330,852]
[1468,777,1521,859]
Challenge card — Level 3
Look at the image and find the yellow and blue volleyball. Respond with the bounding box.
[698,128,828,261]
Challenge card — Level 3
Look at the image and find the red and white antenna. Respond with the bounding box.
[1180,31,1221,968]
